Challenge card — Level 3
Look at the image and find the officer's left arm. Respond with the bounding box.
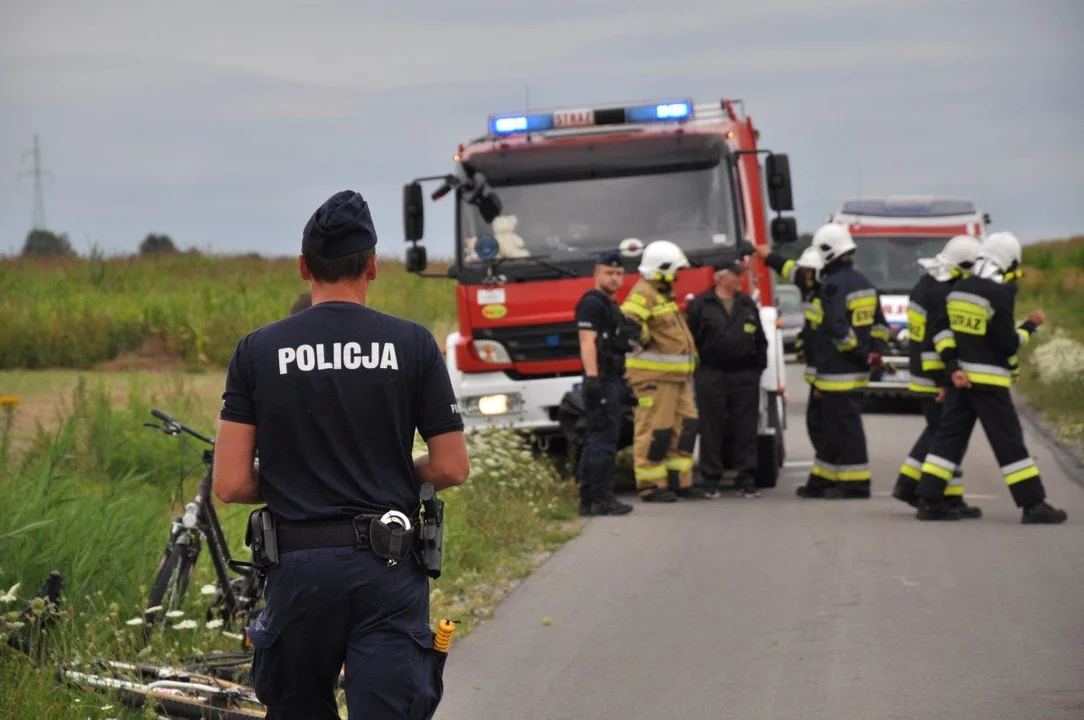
[213,339,261,504]
[575,297,603,377]
[821,280,858,354]
[213,420,261,504]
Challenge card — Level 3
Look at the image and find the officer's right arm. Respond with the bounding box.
[929,290,958,373]
[821,280,858,355]
[989,290,1037,357]
[575,297,601,377]
[414,332,469,490]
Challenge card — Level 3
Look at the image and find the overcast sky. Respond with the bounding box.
[1,0,1081,259]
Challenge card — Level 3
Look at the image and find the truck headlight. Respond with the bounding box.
[463,393,523,417]
[472,340,512,364]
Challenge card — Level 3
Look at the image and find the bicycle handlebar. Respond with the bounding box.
[150,408,215,446]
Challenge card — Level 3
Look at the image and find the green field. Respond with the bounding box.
[0,253,458,370]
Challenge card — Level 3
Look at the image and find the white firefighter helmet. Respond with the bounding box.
[936,234,982,273]
[811,223,856,264]
[977,231,1022,273]
[796,245,825,272]
[638,239,690,282]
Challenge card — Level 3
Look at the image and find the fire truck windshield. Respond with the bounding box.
[850,235,952,294]
[458,162,736,271]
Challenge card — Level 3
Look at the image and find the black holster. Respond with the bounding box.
[245,506,279,569]
[418,482,445,579]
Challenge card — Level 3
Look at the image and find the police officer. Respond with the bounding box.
[620,240,707,502]
[574,250,635,516]
[892,235,984,517]
[213,190,470,718]
[686,258,768,497]
[796,224,890,499]
[757,244,827,470]
[914,232,1067,523]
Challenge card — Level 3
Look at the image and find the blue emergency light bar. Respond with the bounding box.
[488,99,693,136]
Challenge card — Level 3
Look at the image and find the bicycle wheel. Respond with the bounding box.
[144,542,197,636]
[64,669,266,719]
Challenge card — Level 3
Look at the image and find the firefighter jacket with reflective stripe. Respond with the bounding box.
[620,278,697,383]
[686,290,768,372]
[906,273,956,394]
[930,276,1038,389]
[765,251,821,384]
[813,263,889,392]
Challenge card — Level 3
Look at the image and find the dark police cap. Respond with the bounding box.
[302,190,378,259]
[717,258,746,274]
[596,250,623,267]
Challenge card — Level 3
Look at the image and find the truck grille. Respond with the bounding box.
[475,322,580,364]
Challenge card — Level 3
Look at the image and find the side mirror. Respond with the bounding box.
[765,154,794,212]
[771,216,798,244]
[405,244,427,273]
[403,183,424,242]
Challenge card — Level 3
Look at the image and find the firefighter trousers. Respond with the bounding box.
[916,387,1046,508]
[805,390,871,496]
[894,395,968,500]
[806,385,824,461]
[631,379,697,493]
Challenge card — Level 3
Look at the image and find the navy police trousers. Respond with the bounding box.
[247,547,446,719]
[577,377,623,503]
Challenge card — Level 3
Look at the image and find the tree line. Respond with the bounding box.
[19,229,179,258]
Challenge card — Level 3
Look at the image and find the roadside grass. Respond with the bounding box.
[0,380,580,718]
[1016,236,1084,454]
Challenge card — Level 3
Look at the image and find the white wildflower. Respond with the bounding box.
[1032,330,1084,384]
[145,605,163,615]
[205,619,224,629]
[125,617,145,626]
[6,621,24,629]
[165,610,185,618]
[0,584,19,604]
[200,584,217,595]
[172,619,198,630]
[222,631,244,641]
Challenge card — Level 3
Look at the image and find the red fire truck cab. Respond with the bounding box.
[402,97,798,487]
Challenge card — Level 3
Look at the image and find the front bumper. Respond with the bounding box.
[454,370,578,434]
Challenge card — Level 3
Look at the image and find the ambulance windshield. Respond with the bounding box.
[851,235,951,294]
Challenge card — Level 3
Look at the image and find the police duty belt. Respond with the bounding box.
[276,511,416,566]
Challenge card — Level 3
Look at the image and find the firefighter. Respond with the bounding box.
[757,244,827,466]
[891,234,984,517]
[620,240,706,502]
[796,224,889,499]
[914,232,1068,523]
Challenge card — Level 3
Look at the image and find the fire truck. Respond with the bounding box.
[826,195,991,399]
[402,97,798,487]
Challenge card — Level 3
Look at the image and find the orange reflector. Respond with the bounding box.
[776,319,784,328]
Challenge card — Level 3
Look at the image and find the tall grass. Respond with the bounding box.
[0,380,578,718]
[0,253,457,370]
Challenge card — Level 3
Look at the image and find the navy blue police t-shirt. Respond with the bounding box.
[574,290,625,377]
[220,301,463,523]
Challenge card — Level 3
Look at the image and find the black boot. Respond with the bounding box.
[586,497,634,516]
[892,479,920,508]
[1021,501,1068,525]
[945,497,982,519]
[640,488,678,503]
[916,498,961,521]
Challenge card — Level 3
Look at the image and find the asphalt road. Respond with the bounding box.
[435,364,1084,720]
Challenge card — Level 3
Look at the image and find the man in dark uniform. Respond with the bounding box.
[213,190,470,718]
[574,250,635,516]
[686,259,768,497]
[913,231,1067,523]
[797,224,890,499]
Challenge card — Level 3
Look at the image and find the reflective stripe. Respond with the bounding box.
[909,301,927,317]
[634,465,667,481]
[959,361,1012,388]
[811,461,838,481]
[871,324,891,341]
[638,396,654,408]
[944,478,965,496]
[934,329,956,353]
[836,464,871,482]
[921,454,957,481]
[804,365,817,385]
[1001,458,1040,485]
[899,458,922,480]
[621,302,651,320]
[908,376,940,394]
[814,373,869,392]
[846,291,877,327]
[1016,328,1031,349]
[781,259,796,282]
[666,457,694,472]
[627,292,649,306]
[946,291,993,315]
[834,329,858,351]
[652,301,680,317]
[908,306,927,342]
[627,353,697,373]
[921,351,945,371]
[845,288,878,302]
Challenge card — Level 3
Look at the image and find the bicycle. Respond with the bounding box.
[142,409,264,643]
[60,657,266,719]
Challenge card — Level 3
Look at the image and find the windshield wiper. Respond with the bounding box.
[493,255,579,279]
